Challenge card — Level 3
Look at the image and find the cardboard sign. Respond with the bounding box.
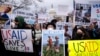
[68,40,100,56]
[1,29,33,52]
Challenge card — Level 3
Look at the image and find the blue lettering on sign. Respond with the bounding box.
[12,30,17,39]
[93,4,100,8]
[12,30,27,41]
[20,30,27,41]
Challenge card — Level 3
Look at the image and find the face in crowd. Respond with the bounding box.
[4,7,11,13]
[46,23,56,30]
[34,23,41,30]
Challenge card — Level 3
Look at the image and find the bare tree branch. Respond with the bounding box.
[12,0,32,11]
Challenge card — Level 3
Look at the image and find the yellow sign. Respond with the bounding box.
[68,40,100,56]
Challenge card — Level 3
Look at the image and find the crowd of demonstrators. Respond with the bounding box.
[1,14,100,56]
[72,22,100,40]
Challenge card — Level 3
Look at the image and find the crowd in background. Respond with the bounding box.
[0,14,100,56]
[0,5,99,56]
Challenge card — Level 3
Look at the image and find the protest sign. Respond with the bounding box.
[1,29,33,52]
[13,9,35,19]
[0,4,12,29]
[38,14,48,23]
[42,30,65,56]
[68,40,100,56]
[56,22,72,30]
[74,1,91,23]
[91,3,100,21]
[75,22,90,26]
[12,8,36,24]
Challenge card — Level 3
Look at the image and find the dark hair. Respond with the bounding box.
[78,26,90,39]
[80,6,83,10]
[7,7,11,10]
[51,19,57,24]
[72,26,90,40]
[46,23,56,29]
[15,18,18,22]
[5,7,12,13]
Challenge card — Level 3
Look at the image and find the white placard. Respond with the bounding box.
[1,29,33,52]
[91,3,100,21]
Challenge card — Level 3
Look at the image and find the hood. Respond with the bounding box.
[15,16,25,28]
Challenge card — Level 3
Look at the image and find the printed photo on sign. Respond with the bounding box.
[1,29,33,52]
[74,1,91,24]
[42,30,65,56]
[68,40,100,56]
[0,4,12,29]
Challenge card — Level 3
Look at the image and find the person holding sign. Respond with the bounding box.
[14,16,27,29]
[33,23,42,56]
[6,16,34,56]
[46,23,56,30]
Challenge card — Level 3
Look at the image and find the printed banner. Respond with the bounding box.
[1,29,33,52]
[68,40,100,56]
[42,30,65,56]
